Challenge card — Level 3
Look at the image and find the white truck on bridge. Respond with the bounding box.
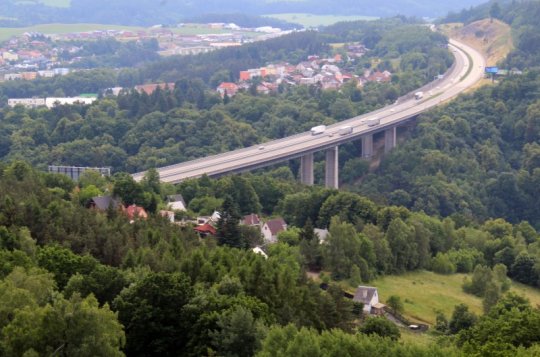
[311,125,326,135]
[365,118,380,127]
[414,91,424,100]
[338,126,353,135]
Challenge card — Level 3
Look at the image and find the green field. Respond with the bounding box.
[370,270,540,325]
[0,23,257,42]
[0,23,146,42]
[264,13,378,27]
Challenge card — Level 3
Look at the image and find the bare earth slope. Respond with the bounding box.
[440,18,513,66]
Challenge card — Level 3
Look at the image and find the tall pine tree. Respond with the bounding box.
[216,195,243,248]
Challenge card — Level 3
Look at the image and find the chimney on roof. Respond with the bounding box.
[363,290,367,298]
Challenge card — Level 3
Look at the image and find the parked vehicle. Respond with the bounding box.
[311,125,326,135]
[414,91,424,100]
[338,126,353,135]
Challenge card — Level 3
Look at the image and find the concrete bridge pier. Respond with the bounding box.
[385,126,397,153]
[362,134,373,158]
[325,146,339,189]
[300,152,314,185]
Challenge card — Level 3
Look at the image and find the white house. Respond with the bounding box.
[45,97,96,108]
[197,211,221,225]
[8,98,46,108]
[167,194,187,211]
[314,228,329,244]
[261,218,287,244]
[353,286,385,314]
[159,210,175,223]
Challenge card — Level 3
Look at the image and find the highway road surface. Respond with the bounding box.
[133,38,486,184]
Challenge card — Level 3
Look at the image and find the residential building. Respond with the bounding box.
[167,194,187,211]
[45,97,96,108]
[7,98,46,108]
[216,82,239,98]
[239,71,251,81]
[38,70,55,78]
[125,205,148,221]
[2,52,18,61]
[87,196,122,211]
[367,70,392,83]
[53,68,70,76]
[241,213,261,227]
[194,223,217,236]
[197,211,221,225]
[261,218,287,244]
[353,286,386,315]
[314,228,329,244]
[4,73,22,81]
[159,210,175,223]
[20,72,37,80]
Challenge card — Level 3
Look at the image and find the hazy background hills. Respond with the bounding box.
[2,0,489,26]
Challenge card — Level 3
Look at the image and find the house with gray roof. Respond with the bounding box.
[87,195,121,211]
[353,286,385,314]
[167,194,186,211]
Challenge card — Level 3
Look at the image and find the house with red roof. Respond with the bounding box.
[241,213,261,227]
[261,218,287,244]
[216,82,239,98]
[125,205,148,221]
[367,70,392,83]
[194,223,217,237]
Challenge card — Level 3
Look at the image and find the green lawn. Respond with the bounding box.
[263,13,377,27]
[370,270,540,325]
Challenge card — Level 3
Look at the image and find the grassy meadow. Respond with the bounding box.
[370,270,540,325]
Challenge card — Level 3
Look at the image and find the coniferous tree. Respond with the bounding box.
[300,218,322,271]
[216,195,243,248]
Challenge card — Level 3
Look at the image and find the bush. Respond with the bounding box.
[359,317,401,341]
[431,253,456,274]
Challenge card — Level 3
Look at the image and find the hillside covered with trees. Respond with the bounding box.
[0,0,487,27]
[355,0,540,229]
[0,159,539,356]
[2,1,540,355]
[0,18,452,173]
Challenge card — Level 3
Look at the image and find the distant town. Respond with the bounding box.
[4,39,396,109]
[216,44,391,97]
[0,22,292,83]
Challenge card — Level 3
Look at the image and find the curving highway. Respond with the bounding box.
[133,38,486,184]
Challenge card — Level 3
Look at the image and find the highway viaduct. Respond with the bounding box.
[133,38,486,188]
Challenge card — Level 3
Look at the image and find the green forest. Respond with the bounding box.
[0,160,539,356]
[0,19,451,172]
[357,1,540,228]
[2,1,540,355]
